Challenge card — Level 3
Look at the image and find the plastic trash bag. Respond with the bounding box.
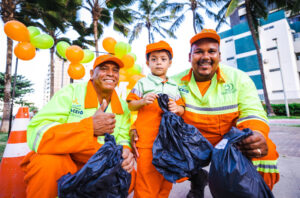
[209,127,274,198]
[152,94,213,183]
[57,133,131,198]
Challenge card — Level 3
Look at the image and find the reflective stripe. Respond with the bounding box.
[252,160,278,166]
[174,94,181,101]
[3,143,31,158]
[252,160,279,173]
[256,167,279,173]
[33,122,57,151]
[237,115,268,124]
[185,104,238,112]
[131,88,142,98]
[11,118,30,131]
[118,140,130,145]
[254,164,278,170]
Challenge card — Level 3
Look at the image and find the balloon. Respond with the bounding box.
[127,64,142,75]
[80,49,95,63]
[121,54,135,69]
[128,52,137,61]
[114,41,130,59]
[27,26,40,41]
[31,34,54,49]
[128,74,144,89]
[125,43,131,53]
[102,37,116,54]
[14,42,36,61]
[68,63,85,79]
[4,20,30,42]
[56,41,70,59]
[66,45,84,63]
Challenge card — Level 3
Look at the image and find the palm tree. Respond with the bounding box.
[0,0,27,132]
[128,0,177,44]
[81,0,134,56]
[168,0,221,35]
[19,0,83,97]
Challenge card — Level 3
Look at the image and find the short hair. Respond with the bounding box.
[146,49,172,61]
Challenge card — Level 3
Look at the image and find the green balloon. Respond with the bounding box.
[81,49,95,63]
[127,64,142,75]
[27,26,40,41]
[128,52,137,61]
[125,43,131,54]
[31,34,54,49]
[56,41,70,59]
[114,41,128,58]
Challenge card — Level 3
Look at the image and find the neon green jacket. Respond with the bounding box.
[27,80,131,154]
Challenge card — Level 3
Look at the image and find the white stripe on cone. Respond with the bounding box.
[2,143,31,158]
[11,118,30,131]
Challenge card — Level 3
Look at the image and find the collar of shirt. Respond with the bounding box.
[84,80,124,114]
[147,73,178,86]
[181,66,226,83]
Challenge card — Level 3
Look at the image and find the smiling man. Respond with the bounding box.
[21,55,135,198]
[172,29,279,198]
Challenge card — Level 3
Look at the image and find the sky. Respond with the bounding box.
[0,2,230,110]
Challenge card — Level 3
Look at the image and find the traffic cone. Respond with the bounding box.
[0,107,31,198]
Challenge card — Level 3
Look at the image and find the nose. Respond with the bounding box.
[201,51,210,61]
[107,68,114,76]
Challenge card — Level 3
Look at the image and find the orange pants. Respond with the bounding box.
[21,148,135,198]
[134,148,172,198]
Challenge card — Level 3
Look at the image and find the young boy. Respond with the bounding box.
[126,41,184,198]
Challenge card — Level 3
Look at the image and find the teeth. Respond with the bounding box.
[104,80,114,83]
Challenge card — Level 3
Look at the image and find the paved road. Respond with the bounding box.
[129,125,300,198]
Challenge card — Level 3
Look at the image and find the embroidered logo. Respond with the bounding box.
[221,83,236,95]
[179,85,189,94]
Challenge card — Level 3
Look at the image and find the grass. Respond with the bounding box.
[0,133,8,162]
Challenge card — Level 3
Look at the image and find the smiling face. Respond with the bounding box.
[147,50,172,80]
[189,38,221,82]
[90,61,120,93]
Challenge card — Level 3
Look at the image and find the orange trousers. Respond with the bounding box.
[21,148,135,198]
[134,148,172,198]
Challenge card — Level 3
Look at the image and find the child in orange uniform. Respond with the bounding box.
[126,41,185,198]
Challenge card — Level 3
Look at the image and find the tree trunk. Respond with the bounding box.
[245,0,274,116]
[93,18,99,56]
[0,37,13,133]
[50,46,55,98]
[192,9,197,34]
[148,26,151,44]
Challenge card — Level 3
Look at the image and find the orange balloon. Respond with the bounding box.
[14,42,36,61]
[66,45,84,63]
[102,37,116,54]
[128,74,144,89]
[121,54,135,69]
[4,20,30,42]
[68,63,85,79]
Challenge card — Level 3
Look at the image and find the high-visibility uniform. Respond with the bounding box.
[172,65,279,190]
[126,74,184,198]
[21,80,135,198]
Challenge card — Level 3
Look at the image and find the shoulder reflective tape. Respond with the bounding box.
[237,115,268,124]
[3,143,31,158]
[185,104,238,112]
[11,118,30,131]
[33,122,57,151]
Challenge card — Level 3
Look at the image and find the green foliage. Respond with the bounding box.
[0,72,34,102]
[271,103,300,116]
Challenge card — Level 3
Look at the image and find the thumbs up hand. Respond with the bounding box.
[92,99,116,136]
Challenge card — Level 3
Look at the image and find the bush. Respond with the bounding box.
[271,103,300,116]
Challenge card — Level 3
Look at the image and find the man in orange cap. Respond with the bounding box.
[172,29,279,197]
[126,40,185,198]
[21,54,135,198]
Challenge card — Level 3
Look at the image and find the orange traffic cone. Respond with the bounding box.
[0,107,31,198]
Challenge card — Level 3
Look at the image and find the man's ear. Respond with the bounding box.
[188,53,191,62]
[169,60,172,67]
[90,69,94,79]
[146,61,149,66]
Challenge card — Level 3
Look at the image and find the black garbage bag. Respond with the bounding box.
[152,94,213,183]
[57,133,131,198]
[209,127,274,198]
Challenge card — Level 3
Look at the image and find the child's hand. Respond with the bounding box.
[168,100,184,116]
[142,93,158,105]
[130,129,139,158]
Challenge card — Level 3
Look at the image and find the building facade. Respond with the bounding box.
[219,2,300,104]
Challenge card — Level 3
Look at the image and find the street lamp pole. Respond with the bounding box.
[272,38,290,117]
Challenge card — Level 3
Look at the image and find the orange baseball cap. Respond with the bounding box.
[146,40,173,58]
[190,29,220,45]
[93,54,124,70]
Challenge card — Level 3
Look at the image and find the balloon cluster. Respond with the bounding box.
[102,37,143,89]
[56,42,94,80]
[4,20,54,61]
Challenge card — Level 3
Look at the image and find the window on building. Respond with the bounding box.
[239,4,246,9]
[264,25,274,31]
[296,52,300,60]
[240,15,246,22]
[269,68,280,72]
[272,90,283,93]
[225,39,233,43]
[227,57,235,61]
[266,46,277,51]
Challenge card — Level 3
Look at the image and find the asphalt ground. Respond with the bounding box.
[129,125,300,198]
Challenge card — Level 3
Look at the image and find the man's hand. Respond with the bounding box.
[142,93,158,105]
[122,148,134,173]
[237,131,268,158]
[130,129,139,158]
[168,100,184,116]
[92,99,116,136]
